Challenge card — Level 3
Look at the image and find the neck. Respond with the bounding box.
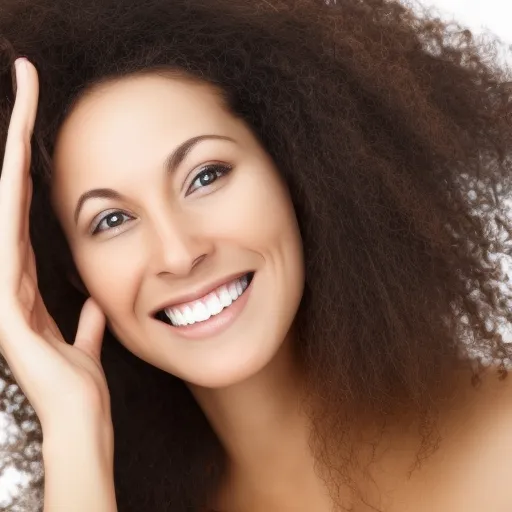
[188,336,332,510]
[190,335,305,468]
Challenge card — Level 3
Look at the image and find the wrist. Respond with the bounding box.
[42,415,114,457]
[41,417,117,512]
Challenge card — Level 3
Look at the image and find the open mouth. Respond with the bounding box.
[154,272,255,328]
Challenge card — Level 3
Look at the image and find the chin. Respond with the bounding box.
[184,344,285,389]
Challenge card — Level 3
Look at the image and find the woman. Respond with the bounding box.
[0,0,512,510]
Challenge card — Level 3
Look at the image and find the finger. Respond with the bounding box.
[33,292,62,344]
[0,59,39,252]
[22,173,33,243]
[25,233,38,286]
[20,180,36,286]
[73,297,106,361]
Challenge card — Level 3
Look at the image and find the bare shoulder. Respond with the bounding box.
[411,363,512,511]
[364,363,512,512]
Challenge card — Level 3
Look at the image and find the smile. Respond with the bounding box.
[155,272,254,328]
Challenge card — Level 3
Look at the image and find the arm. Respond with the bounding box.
[0,59,117,512]
[42,419,117,512]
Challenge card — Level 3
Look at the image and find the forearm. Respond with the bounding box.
[42,420,117,512]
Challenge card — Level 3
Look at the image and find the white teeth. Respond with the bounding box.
[162,274,252,327]
[228,282,239,300]
[183,306,195,325]
[206,295,223,316]
[174,309,186,326]
[193,303,210,322]
[168,309,178,325]
[218,285,232,307]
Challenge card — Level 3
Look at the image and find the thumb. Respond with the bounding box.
[73,297,106,361]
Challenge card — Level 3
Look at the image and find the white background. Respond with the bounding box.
[423,0,511,44]
[1,0,512,507]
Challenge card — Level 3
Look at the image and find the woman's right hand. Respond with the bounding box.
[0,57,111,435]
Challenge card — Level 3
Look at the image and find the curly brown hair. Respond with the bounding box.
[1,0,512,510]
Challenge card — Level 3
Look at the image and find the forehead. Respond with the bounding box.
[52,74,240,189]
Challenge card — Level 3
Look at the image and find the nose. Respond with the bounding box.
[146,212,212,277]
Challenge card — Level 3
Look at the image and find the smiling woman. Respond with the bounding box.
[0,1,512,511]
[51,74,303,387]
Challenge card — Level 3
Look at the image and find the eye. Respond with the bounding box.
[186,163,232,196]
[91,210,133,235]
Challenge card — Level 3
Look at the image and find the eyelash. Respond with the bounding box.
[90,163,233,235]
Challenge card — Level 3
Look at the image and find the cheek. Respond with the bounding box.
[73,245,143,316]
[211,167,302,256]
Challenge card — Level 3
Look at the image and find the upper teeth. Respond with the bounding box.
[164,274,249,327]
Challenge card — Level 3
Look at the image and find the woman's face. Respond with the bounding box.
[51,73,305,388]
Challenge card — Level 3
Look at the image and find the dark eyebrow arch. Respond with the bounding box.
[73,134,236,225]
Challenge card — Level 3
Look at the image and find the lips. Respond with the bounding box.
[153,271,255,327]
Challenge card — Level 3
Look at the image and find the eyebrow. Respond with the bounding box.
[73,134,236,224]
